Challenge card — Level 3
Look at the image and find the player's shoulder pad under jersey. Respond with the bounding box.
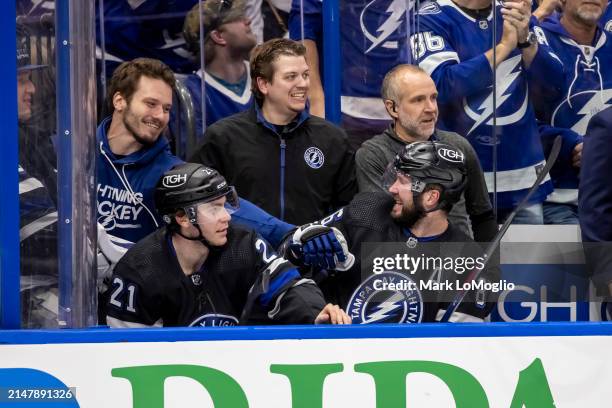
[343,192,395,231]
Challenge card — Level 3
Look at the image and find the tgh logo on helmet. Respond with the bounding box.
[437,147,464,163]
[162,174,188,188]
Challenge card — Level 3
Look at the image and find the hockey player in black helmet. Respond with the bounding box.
[154,163,240,249]
[283,141,499,324]
[105,163,351,327]
[382,140,467,225]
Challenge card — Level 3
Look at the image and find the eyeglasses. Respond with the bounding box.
[207,0,234,32]
[217,0,233,14]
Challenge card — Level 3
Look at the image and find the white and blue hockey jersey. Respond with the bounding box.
[182,63,253,136]
[530,15,612,204]
[96,0,198,75]
[412,0,561,209]
[289,0,412,130]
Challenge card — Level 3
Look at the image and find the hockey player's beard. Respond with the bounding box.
[394,198,426,228]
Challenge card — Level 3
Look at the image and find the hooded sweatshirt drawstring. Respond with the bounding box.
[99,141,159,228]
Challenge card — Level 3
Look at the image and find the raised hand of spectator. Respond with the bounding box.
[500,17,519,51]
[501,0,532,43]
[533,0,563,21]
[572,142,583,168]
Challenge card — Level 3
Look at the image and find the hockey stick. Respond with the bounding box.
[439,135,562,322]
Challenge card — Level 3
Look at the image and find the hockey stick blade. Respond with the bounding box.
[439,135,562,322]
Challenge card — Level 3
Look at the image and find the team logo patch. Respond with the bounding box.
[473,134,501,146]
[463,55,527,134]
[347,271,423,324]
[479,20,488,30]
[551,89,612,134]
[360,0,410,53]
[605,21,612,33]
[406,236,418,248]
[191,273,202,286]
[419,2,441,15]
[304,147,325,169]
[189,314,239,327]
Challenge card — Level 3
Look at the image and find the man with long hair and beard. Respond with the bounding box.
[281,141,500,324]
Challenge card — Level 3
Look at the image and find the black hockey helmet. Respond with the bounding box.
[155,163,239,225]
[383,141,467,210]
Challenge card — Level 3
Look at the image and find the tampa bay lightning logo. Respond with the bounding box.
[473,134,501,146]
[360,0,412,53]
[304,147,325,169]
[189,314,239,327]
[605,21,612,33]
[551,89,612,135]
[463,54,528,135]
[347,271,423,324]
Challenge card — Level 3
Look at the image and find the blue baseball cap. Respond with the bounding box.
[17,34,46,72]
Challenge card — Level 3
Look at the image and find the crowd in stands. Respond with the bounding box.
[14,0,612,328]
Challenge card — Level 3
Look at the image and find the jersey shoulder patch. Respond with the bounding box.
[418,1,441,15]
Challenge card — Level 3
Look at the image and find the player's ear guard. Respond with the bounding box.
[287,224,355,271]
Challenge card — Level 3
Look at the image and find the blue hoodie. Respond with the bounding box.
[97,117,182,248]
[97,117,294,248]
[532,14,612,205]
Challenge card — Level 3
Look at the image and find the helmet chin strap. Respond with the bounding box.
[173,208,226,251]
[175,224,226,252]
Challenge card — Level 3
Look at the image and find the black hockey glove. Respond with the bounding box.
[287,225,354,271]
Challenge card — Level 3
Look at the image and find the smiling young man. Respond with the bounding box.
[190,38,357,225]
[105,163,351,327]
[97,58,183,250]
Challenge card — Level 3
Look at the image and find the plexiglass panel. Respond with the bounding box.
[16,1,59,328]
[16,0,97,328]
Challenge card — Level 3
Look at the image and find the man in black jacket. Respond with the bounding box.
[105,163,350,327]
[190,38,356,225]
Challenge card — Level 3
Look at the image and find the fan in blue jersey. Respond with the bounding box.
[96,0,200,76]
[181,0,257,135]
[16,32,58,328]
[529,0,610,224]
[96,0,265,78]
[412,0,564,223]
[288,0,412,150]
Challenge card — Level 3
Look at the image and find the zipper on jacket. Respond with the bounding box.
[279,137,286,220]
